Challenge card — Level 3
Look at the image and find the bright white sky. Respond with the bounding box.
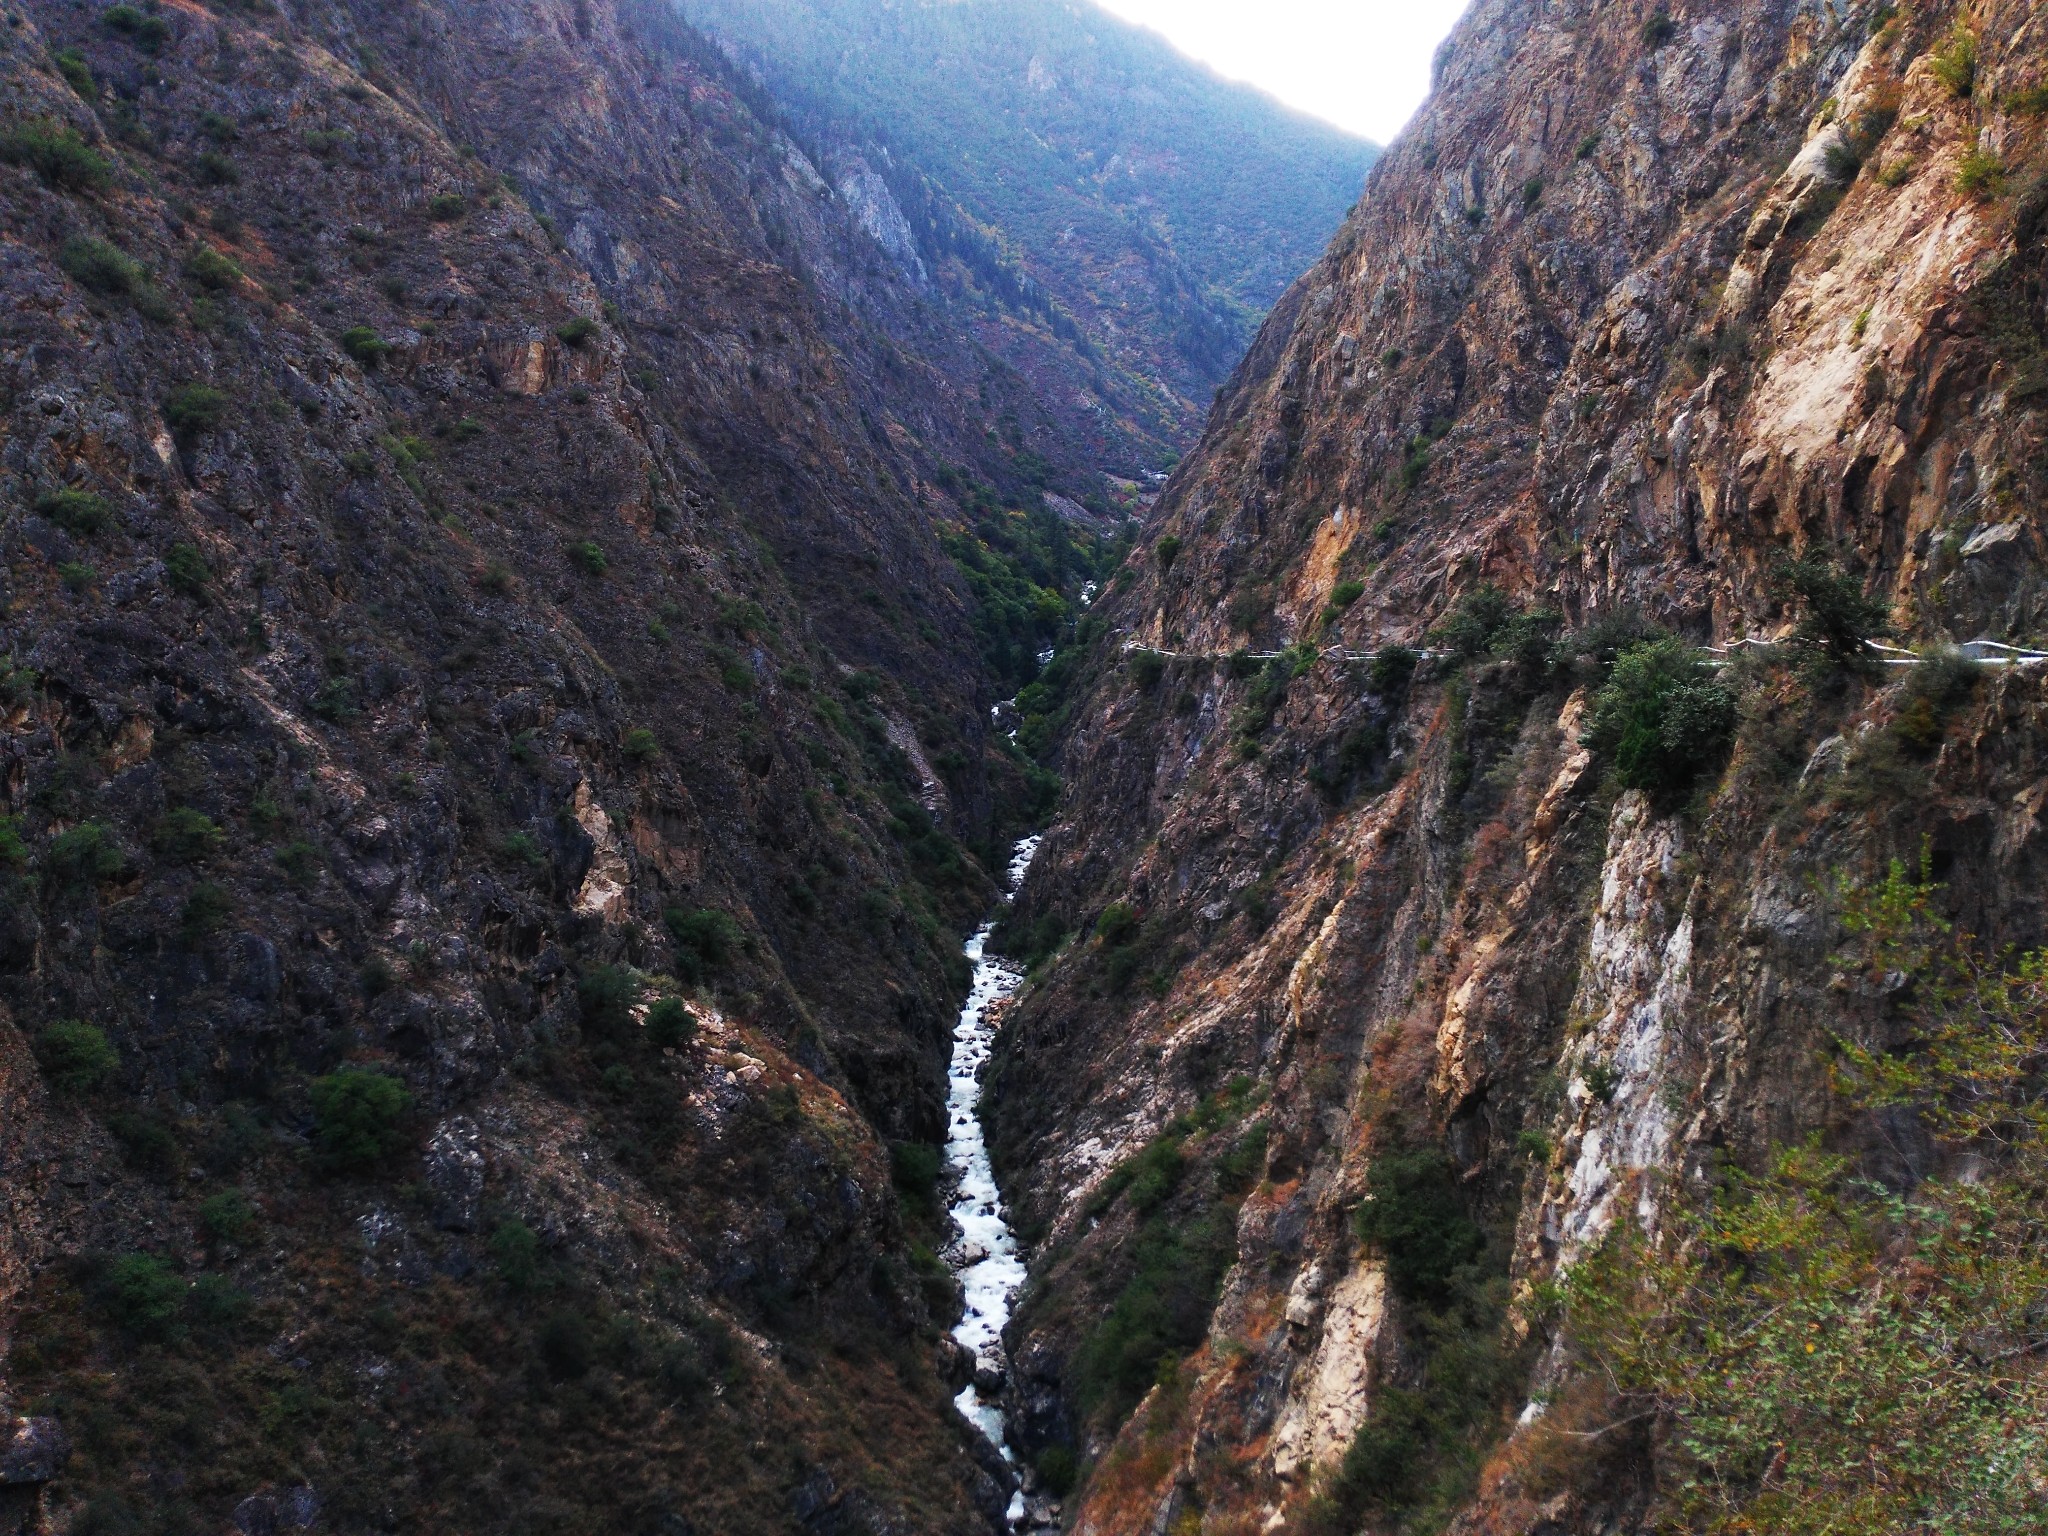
[1092,0,1471,144]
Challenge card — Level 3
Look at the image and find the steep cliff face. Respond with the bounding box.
[0,0,1126,1529]
[988,0,2048,1529]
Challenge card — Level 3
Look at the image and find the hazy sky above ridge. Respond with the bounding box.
[1091,0,1470,143]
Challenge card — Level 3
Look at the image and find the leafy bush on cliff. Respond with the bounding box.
[1353,1148,1486,1305]
[667,906,744,983]
[578,964,642,1038]
[53,47,94,98]
[36,488,111,535]
[1072,1084,1265,1425]
[103,4,171,52]
[153,807,224,863]
[198,1189,258,1245]
[1582,638,1737,804]
[308,1067,413,1173]
[1,120,114,192]
[1929,25,1977,97]
[35,1019,118,1095]
[1430,585,1560,671]
[163,385,229,438]
[340,325,393,365]
[57,235,146,296]
[92,1254,186,1342]
[645,996,697,1050]
[1565,864,2048,1534]
[44,821,124,893]
[1773,551,1894,662]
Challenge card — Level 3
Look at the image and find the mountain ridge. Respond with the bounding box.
[683,0,1380,474]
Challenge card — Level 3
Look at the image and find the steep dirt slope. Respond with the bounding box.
[986,0,2048,1529]
[0,0,1112,1530]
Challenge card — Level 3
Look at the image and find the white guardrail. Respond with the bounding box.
[1115,634,2048,669]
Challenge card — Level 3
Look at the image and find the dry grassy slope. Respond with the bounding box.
[0,0,1096,1530]
[988,0,2048,1530]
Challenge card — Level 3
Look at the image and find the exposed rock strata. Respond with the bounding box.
[989,0,2048,1529]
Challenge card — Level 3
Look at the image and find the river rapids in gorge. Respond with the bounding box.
[944,835,1040,1523]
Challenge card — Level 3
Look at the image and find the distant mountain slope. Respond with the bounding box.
[684,0,1379,469]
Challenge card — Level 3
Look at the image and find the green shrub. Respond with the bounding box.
[166,541,210,594]
[577,964,641,1037]
[1368,644,1418,695]
[57,235,145,295]
[666,906,743,983]
[498,830,546,869]
[0,817,27,870]
[427,192,466,220]
[36,488,111,535]
[308,1067,412,1172]
[1094,901,1140,947]
[1127,650,1165,690]
[1891,646,1980,752]
[198,1188,257,1244]
[1773,551,1894,661]
[1072,1201,1235,1424]
[556,315,598,345]
[0,121,114,192]
[621,727,660,764]
[568,539,607,575]
[1640,10,1677,46]
[194,149,238,186]
[273,837,320,886]
[58,561,96,593]
[1154,534,1182,571]
[103,4,171,51]
[1956,142,2005,199]
[308,677,357,722]
[180,880,232,938]
[1428,585,1559,669]
[95,1253,186,1341]
[45,821,124,892]
[184,245,242,290]
[163,385,228,438]
[339,325,392,365]
[890,1141,944,1205]
[153,807,223,862]
[490,1219,540,1290]
[1582,638,1736,803]
[1928,25,1976,97]
[1575,132,1601,160]
[1353,1148,1486,1305]
[187,1272,249,1330]
[53,48,95,98]
[1036,1447,1078,1498]
[645,996,696,1050]
[108,1115,176,1191]
[1330,580,1366,609]
[35,1019,118,1094]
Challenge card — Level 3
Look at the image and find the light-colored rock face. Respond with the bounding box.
[1268,1259,1388,1481]
[987,0,2048,1530]
[1546,792,1690,1261]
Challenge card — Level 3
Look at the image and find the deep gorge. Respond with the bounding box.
[4,0,2048,1533]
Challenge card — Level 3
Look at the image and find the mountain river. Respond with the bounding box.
[944,834,1040,1523]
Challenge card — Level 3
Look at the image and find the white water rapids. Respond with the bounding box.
[945,834,1040,1500]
